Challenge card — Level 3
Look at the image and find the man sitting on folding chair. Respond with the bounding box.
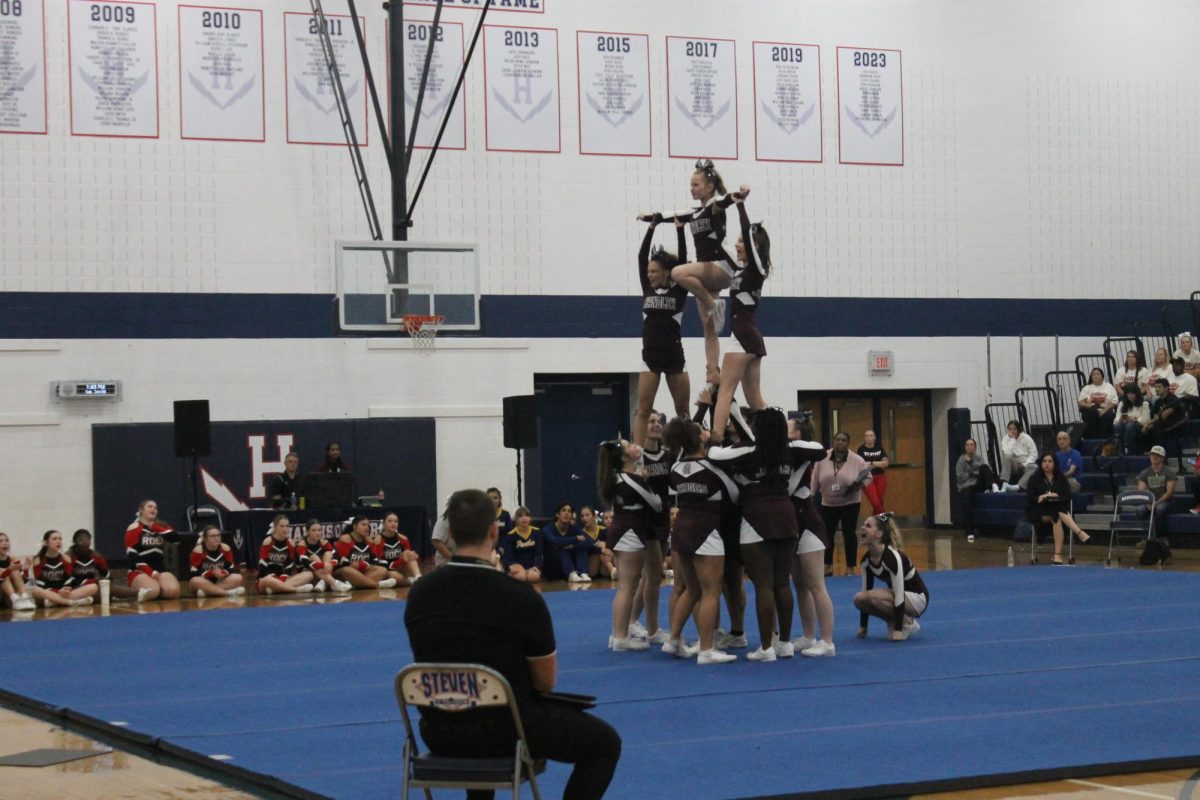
[1137,445,1179,533]
[404,489,622,800]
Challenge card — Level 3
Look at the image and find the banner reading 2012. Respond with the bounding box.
[284,12,367,146]
[666,35,737,160]
[402,19,465,150]
[837,46,902,166]
[68,0,159,138]
[0,0,47,134]
[179,5,264,142]
[483,24,559,153]
[576,30,650,157]
[753,41,820,163]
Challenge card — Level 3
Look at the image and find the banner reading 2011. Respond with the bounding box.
[402,19,465,150]
[284,12,368,146]
[179,5,264,142]
[837,46,902,166]
[483,24,559,153]
[666,35,737,160]
[753,41,821,163]
[576,30,650,157]
[68,0,159,138]
[0,0,47,134]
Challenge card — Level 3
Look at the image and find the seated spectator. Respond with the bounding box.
[998,420,1038,490]
[1137,446,1178,532]
[1114,384,1150,454]
[1168,357,1199,416]
[1078,368,1118,438]
[1054,431,1083,493]
[377,512,422,587]
[1188,457,1200,516]
[29,530,97,607]
[0,532,35,611]
[188,525,245,597]
[1025,455,1077,565]
[501,506,543,583]
[955,439,995,541]
[296,519,352,592]
[269,452,304,509]
[1143,378,1185,449]
[317,442,351,473]
[1174,333,1200,378]
[333,516,396,590]
[488,487,514,534]
[257,515,316,595]
[1114,349,1148,395]
[125,499,180,603]
[579,505,614,579]
[1148,347,1173,391]
[543,501,597,583]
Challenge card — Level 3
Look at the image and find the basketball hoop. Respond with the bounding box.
[403,314,444,354]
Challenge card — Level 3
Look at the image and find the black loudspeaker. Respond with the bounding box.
[503,395,538,449]
[174,400,212,457]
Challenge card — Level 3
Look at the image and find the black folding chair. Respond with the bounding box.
[1107,489,1156,566]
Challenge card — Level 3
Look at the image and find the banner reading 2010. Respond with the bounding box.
[68,0,160,138]
[483,24,560,153]
[837,46,902,166]
[0,0,47,134]
[666,35,737,160]
[179,5,264,142]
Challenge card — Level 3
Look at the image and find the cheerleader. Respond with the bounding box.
[854,513,929,641]
[487,488,514,535]
[187,525,245,597]
[257,515,316,595]
[786,416,837,657]
[125,499,180,602]
[297,520,352,591]
[29,530,97,607]
[630,214,691,445]
[598,437,663,651]
[580,505,613,579]
[0,532,35,611]
[500,507,544,583]
[377,512,422,586]
[334,516,397,590]
[630,412,671,642]
[67,529,110,591]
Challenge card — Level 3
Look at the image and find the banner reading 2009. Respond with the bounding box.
[0,0,47,134]
[576,30,650,157]
[666,35,737,160]
[284,12,367,146]
[179,5,264,142]
[837,46,902,166]
[483,24,559,153]
[68,0,159,138]
[753,41,821,163]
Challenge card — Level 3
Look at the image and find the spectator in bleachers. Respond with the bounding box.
[1055,431,1083,493]
[1137,446,1178,532]
[1148,347,1173,390]
[1078,368,1118,438]
[1168,357,1198,416]
[1114,384,1151,454]
[1143,378,1185,449]
[999,420,1038,491]
[1114,350,1148,395]
[501,506,543,583]
[1174,333,1199,378]
[955,439,995,542]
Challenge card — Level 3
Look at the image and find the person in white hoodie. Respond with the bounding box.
[999,420,1038,491]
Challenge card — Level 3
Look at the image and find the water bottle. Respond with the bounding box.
[290,492,298,509]
[1006,546,1015,567]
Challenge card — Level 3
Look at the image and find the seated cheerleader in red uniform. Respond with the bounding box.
[0,531,35,611]
[125,499,180,602]
[376,512,422,587]
[29,530,97,607]
[333,516,397,591]
[257,515,315,595]
[188,525,245,597]
[296,519,352,593]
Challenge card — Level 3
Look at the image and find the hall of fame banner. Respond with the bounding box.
[576,30,650,157]
[836,46,902,166]
[68,0,159,138]
[400,19,465,150]
[0,0,47,134]
[753,41,820,163]
[665,35,736,160]
[178,5,263,142]
[284,12,367,146]
[482,24,559,153]
[403,0,543,13]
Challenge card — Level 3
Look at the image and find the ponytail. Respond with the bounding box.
[877,514,904,550]
[751,408,788,468]
[750,222,772,277]
[596,440,624,506]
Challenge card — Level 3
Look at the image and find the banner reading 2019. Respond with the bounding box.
[483,24,559,153]
[753,41,821,163]
[837,46,903,166]
[666,35,737,160]
[0,0,46,134]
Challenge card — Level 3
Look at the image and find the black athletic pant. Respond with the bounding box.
[820,502,862,569]
[958,464,996,534]
[420,699,622,800]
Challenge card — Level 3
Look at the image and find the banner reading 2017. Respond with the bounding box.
[284,12,368,146]
[837,46,902,166]
[0,0,47,134]
[666,35,737,160]
[178,5,264,142]
[753,41,821,163]
[68,0,159,138]
[576,30,650,157]
[483,24,559,153]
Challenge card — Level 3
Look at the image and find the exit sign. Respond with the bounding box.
[869,350,894,376]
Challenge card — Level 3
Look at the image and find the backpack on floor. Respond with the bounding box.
[1012,517,1033,543]
[1140,538,1171,566]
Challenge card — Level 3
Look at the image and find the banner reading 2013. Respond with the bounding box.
[0,0,47,134]
[179,5,264,142]
[402,19,465,150]
[68,0,159,138]
[576,30,650,157]
[837,46,902,166]
[483,24,559,153]
[666,35,737,160]
[284,12,367,146]
[753,41,820,163]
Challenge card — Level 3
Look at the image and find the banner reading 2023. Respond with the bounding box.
[666,36,737,160]
[179,5,264,142]
[576,30,650,157]
[0,0,46,134]
[68,0,159,138]
[284,12,367,145]
[837,46,902,166]
[753,41,820,163]
[483,25,559,153]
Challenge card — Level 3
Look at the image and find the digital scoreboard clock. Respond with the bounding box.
[54,381,122,399]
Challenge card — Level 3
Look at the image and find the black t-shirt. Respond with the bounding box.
[857,446,888,475]
[269,471,303,507]
[404,555,556,714]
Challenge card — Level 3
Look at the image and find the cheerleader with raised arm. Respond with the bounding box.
[598,437,662,651]
[258,515,316,595]
[188,525,245,597]
[125,500,180,602]
[854,513,929,641]
[29,530,97,607]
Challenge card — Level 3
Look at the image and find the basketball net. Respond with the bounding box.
[403,314,443,355]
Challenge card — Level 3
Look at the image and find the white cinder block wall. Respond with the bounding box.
[2,0,1198,553]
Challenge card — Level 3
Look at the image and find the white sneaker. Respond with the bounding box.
[714,630,748,649]
[137,588,152,603]
[609,636,649,651]
[746,646,777,662]
[629,621,648,639]
[903,619,921,637]
[408,574,421,584]
[295,584,313,593]
[70,597,94,607]
[333,580,352,593]
[991,483,1001,493]
[580,572,592,583]
[229,587,246,597]
[967,534,975,543]
[195,589,206,598]
[13,594,35,611]
[377,578,397,589]
[801,640,836,657]
[568,571,585,583]
[772,640,795,658]
[647,629,671,645]
[697,648,737,665]
[609,567,617,581]
[313,580,326,593]
[790,635,816,650]
[263,586,275,596]
[662,639,698,658]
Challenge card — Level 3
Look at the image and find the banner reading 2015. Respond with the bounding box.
[284,12,367,146]
[666,35,736,160]
[179,5,264,142]
[0,0,47,134]
[837,46,902,166]
[483,24,559,153]
[576,30,650,157]
[68,0,159,138]
[753,41,820,163]
[402,19,465,150]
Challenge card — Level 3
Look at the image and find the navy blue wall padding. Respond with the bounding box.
[1,568,1198,799]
